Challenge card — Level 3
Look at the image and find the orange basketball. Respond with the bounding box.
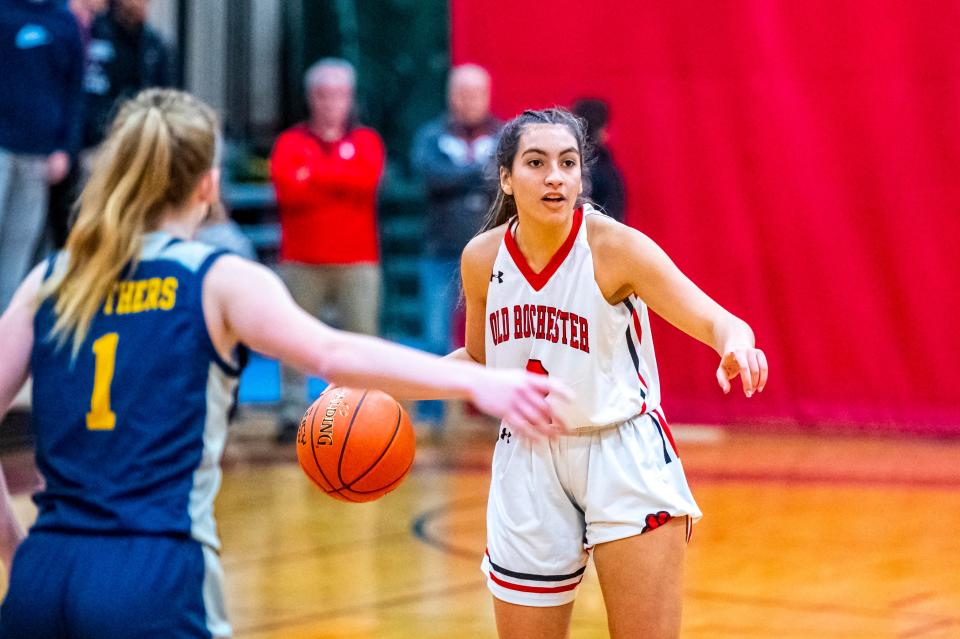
[296,386,415,503]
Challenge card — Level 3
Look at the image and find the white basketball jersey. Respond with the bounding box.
[485,205,663,430]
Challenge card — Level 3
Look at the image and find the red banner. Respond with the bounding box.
[452,1,960,432]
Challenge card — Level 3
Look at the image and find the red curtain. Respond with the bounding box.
[452,1,960,433]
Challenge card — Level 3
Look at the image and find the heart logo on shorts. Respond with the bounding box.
[642,511,672,533]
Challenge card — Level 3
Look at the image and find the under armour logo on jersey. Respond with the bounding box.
[490,271,504,283]
[499,427,512,443]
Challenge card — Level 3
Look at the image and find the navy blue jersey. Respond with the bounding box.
[0,531,217,638]
[30,233,241,551]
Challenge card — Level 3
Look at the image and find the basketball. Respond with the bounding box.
[296,386,415,503]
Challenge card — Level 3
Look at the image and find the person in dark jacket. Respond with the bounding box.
[411,64,501,356]
[410,64,501,428]
[572,98,627,223]
[0,0,84,310]
[42,0,173,257]
[82,0,174,150]
[43,0,107,251]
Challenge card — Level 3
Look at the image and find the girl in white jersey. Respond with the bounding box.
[455,109,768,639]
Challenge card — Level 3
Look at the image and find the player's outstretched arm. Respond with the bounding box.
[0,266,40,566]
[204,256,569,436]
[0,265,43,421]
[0,467,25,570]
[594,219,769,396]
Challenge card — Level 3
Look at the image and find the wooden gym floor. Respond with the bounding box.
[2,410,958,638]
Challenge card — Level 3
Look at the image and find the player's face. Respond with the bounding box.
[502,124,583,224]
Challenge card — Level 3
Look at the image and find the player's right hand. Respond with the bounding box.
[46,151,70,184]
[716,346,768,397]
[470,369,574,438]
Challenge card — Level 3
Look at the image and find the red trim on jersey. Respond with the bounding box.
[504,207,583,292]
[488,571,582,594]
[624,308,648,389]
[653,407,680,457]
[632,346,648,389]
[635,366,648,390]
[630,306,643,344]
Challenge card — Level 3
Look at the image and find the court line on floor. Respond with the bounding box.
[898,617,959,638]
[687,589,956,623]
[222,530,412,568]
[889,592,937,608]
[410,497,487,561]
[232,501,490,634]
[410,497,960,627]
[233,581,484,635]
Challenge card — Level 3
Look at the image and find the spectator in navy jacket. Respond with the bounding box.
[410,64,501,428]
[43,0,172,256]
[411,64,501,356]
[82,0,175,150]
[0,0,84,310]
[44,0,108,251]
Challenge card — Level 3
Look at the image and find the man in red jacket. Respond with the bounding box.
[270,58,385,439]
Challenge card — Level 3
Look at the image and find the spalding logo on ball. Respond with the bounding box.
[296,387,415,503]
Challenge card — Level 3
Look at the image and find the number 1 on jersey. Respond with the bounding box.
[86,332,119,431]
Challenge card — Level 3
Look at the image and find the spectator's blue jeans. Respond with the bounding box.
[418,255,461,425]
[0,149,47,310]
[419,255,462,355]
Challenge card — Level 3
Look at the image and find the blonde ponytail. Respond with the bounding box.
[38,89,219,356]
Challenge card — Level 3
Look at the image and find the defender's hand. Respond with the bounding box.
[471,369,574,438]
[717,347,768,397]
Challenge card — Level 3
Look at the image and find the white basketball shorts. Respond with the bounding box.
[481,412,702,607]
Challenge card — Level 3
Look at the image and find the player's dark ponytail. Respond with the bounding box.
[477,108,592,235]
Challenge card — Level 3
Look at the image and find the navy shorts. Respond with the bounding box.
[0,531,219,639]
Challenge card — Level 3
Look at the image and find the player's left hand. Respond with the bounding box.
[716,347,768,397]
[46,151,71,184]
